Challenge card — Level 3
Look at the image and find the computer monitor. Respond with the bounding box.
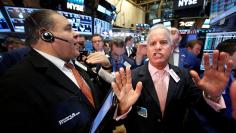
[200,31,236,70]
[0,10,11,32]
[58,11,92,35]
[210,0,236,24]
[94,18,111,36]
[4,6,38,32]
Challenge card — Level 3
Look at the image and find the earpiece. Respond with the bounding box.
[41,31,54,42]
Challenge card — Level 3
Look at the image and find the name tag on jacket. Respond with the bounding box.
[136,106,148,118]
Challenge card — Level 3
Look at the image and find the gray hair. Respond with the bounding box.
[147,24,173,46]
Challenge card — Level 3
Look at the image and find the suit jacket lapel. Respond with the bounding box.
[28,50,80,94]
[165,65,181,110]
[28,50,96,110]
[138,63,160,106]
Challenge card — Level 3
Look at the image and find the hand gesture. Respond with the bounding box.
[111,67,142,115]
[190,50,233,102]
[86,52,111,68]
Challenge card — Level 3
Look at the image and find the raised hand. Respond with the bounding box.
[86,52,111,68]
[111,67,142,115]
[190,50,233,102]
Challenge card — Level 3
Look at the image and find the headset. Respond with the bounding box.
[41,31,54,42]
[29,15,74,44]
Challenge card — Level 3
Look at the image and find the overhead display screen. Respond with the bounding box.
[4,6,38,32]
[94,18,111,36]
[0,10,11,32]
[58,11,92,35]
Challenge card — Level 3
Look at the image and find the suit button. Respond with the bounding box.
[157,118,161,122]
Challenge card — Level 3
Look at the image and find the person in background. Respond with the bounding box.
[125,36,136,59]
[135,41,148,67]
[111,25,233,133]
[186,40,203,57]
[0,9,139,133]
[91,34,105,53]
[168,27,182,66]
[0,37,30,75]
[169,27,200,70]
[109,38,136,72]
[1,37,25,52]
[0,46,30,75]
[103,39,111,55]
[78,34,86,51]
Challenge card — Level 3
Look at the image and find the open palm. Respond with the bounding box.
[111,67,142,114]
[191,50,233,99]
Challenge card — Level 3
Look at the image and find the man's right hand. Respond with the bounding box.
[111,67,142,115]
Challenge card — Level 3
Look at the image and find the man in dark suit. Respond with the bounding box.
[111,25,233,133]
[0,9,140,133]
[109,38,137,72]
[124,36,136,59]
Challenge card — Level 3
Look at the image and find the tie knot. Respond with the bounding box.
[65,62,74,69]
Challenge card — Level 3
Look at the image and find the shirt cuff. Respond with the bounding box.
[98,67,115,83]
[113,106,132,121]
[203,92,226,112]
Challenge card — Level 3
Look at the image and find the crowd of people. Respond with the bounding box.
[0,9,236,133]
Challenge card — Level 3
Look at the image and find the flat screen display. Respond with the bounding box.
[0,10,11,32]
[200,31,236,70]
[94,18,111,36]
[58,11,92,35]
[4,6,38,32]
[210,0,236,24]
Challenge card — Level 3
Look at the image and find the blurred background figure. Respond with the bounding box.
[135,41,148,67]
[168,27,182,66]
[186,40,203,57]
[103,39,111,55]
[1,37,25,52]
[0,37,30,75]
[91,34,105,53]
[109,37,136,72]
[169,27,201,72]
[125,36,136,59]
[78,34,86,51]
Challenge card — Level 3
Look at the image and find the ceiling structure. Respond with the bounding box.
[127,0,162,13]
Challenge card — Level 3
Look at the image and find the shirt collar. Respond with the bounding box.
[148,62,169,77]
[174,47,179,53]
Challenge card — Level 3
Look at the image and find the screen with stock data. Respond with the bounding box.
[4,6,38,32]
[94,18,111,36]
[0,10,11,32]
[58,11,92,35]
[200,31,236,70]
